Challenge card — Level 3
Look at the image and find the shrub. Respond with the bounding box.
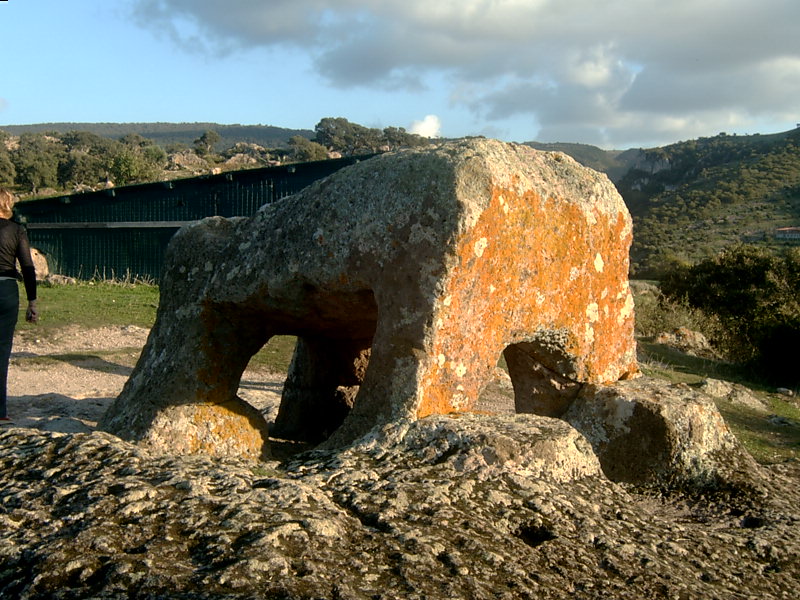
[660,245,800,385]
[632,282,721,341]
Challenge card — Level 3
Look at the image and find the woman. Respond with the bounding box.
[0,187,38,425]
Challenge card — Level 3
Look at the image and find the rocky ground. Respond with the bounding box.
[1,326,799,599]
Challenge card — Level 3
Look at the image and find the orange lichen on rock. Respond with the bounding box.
[148,400,271,460]
[418,182,637,419]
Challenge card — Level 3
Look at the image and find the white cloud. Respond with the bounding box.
[0,98,8,113]
[131,0,800,147]
[410,115,442,138]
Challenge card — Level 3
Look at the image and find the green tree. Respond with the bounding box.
[314,117,383,155]
[661,245,800,383]
[119,133,151,148]
[11,133,64,194]
[58,151,107,188]
[0,149,15,186]
[288,136,329,162]
[0,131,14,186]
[193,130,221,157]
[382,126,429,151]
[106,133,167,185]
[142,144,167,169]
[61,130,116,154]
[109,149,160,185]
[107,149,143,185]
[57,131,120,188]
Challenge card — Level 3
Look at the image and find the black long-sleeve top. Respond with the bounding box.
[0,219,37,301]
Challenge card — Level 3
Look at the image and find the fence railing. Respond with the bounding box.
[14,155,372,281]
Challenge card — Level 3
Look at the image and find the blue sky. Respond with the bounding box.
[1,0,798,149]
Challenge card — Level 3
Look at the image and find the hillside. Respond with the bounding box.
[524,141,640,182]
[4,121,800,276]
[0,118,433,198]
[615,129,800,275]
[0,122,314,150]
[526,129,800,276]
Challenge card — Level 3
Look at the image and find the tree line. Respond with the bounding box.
[287,117,430,162]
[0,130,168,195]
[0,117,432,198]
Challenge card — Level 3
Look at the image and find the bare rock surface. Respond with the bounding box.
[1,418,799,600]
[2,326,798,599]
[654,327,719,359]
[100,139,638,458]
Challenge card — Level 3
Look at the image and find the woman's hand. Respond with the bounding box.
[25,300,38,323]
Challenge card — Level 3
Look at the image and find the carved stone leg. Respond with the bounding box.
[273,336,371,443]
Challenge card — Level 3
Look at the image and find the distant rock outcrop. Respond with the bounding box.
[699,378,769,413]
[654,326,719,359]
[166,150,209,172]
[100,139,638,459]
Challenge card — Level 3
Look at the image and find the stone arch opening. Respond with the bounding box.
[228,288,379,448]
[501,341,583,418]
[270,335,374,445]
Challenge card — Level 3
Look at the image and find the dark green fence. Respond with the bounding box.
[14,155,372,281]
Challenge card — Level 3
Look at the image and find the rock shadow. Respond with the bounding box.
[6,393,112,433]
[12,352,135,377]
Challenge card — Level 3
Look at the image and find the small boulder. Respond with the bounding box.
[30,248,49,280]
[654,327,718,358]
[167,150,209,172]
[223,154,260,168]
[698,378,769,413]
[564,377,763,492]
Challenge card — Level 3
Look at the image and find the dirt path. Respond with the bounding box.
[6,325,285,433]
[6,324,516,434]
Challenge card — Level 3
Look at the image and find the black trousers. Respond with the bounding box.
[0,279,19,418]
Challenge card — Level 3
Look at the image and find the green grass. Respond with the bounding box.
[632,280,800,464]
[247,335,297,373]
[16,280,160,337]
[638,339,800,464]
[717,399,800,463]
[637,340,746,386]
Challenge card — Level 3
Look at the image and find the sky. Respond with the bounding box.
[1,0,798,149]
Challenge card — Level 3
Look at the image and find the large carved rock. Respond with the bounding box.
[100,139,638,458]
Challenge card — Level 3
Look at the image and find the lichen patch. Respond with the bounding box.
[594,253,604,272]
[474,237,488,257]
